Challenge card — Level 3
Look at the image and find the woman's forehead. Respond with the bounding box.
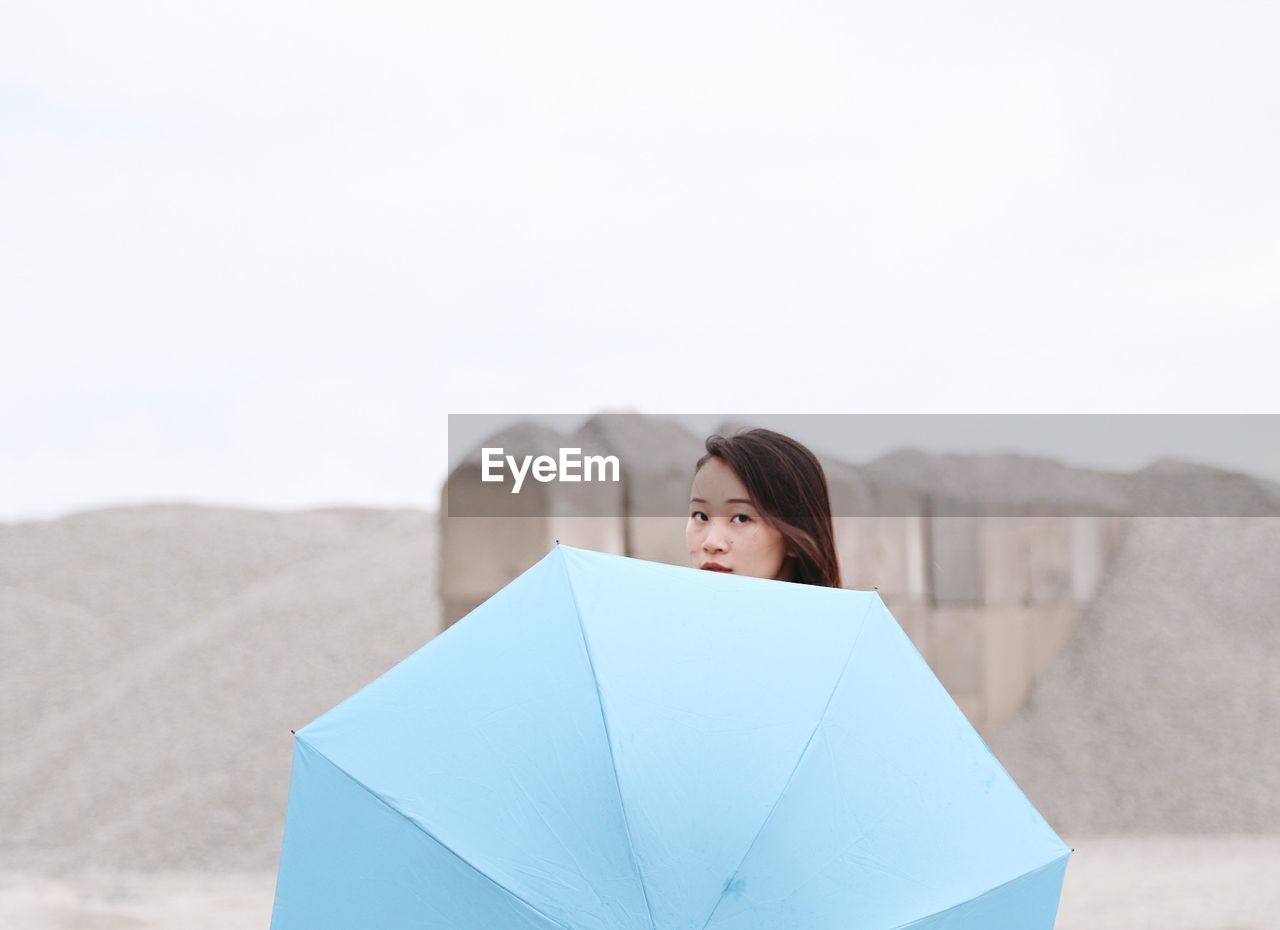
[690,458,755,504]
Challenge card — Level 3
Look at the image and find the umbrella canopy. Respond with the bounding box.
[271,544,1070,930]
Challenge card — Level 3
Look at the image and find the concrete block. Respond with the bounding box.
[577,413,702,515]
[833,517,864,590]
[1026,516,1073,604]
[982,608,1036,727]
[440,421,628,627]
[1105,515,1132,558]
[953,694,986,730]
[438,514,625,630]
[1068,516,1108,604]
[439,512,555,607]
[928,607,985,698]
[824,459,878,519]
[982,515,1113,609]
[546,516,626,556]
[980,516,1031,607]
[576,413,711,564]
[902,517,928,602]
[979,604,1081,726]
[927,515,984,606]
[837,516,928,601]
[444,598,483,629]
[1029,604,1080,678]
[625,516,693,566]
[885,599,930,663]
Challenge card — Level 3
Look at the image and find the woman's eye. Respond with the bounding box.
[691,511,708,521]
[731,513,751,524]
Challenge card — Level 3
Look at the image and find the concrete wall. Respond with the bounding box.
[439,421,628,628]
[905,513,1124,729]
[439,420,1127,731]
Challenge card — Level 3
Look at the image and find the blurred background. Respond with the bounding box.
[3,1,1279,927]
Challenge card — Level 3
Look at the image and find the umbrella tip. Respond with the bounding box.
[290,729,296,735]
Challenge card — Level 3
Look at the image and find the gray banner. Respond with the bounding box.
[445,414,1280,518]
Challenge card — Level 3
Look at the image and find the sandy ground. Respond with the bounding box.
[1,835,1277,930]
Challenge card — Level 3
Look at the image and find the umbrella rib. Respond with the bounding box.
[560,551,661,930]
[881,852,1071,930]
[295,735,575,930]
[694,594,879,930]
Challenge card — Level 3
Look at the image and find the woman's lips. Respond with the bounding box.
[701,563,733,572]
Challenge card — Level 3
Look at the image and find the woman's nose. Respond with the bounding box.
[702,526,729,552]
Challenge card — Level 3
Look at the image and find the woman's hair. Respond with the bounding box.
[695,428,842,588]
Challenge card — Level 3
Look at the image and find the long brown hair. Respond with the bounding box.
[695,428,842,588]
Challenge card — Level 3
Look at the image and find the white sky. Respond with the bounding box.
[3,2,1279,522]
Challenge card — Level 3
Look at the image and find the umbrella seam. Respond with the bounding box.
[882,852,1072,930]
[694,592,880,930]
[559,546,661,930]
[293,734,575,930]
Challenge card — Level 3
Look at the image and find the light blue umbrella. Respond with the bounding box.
[271,544,1070,929]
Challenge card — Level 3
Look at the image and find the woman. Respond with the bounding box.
[687,428,842,587]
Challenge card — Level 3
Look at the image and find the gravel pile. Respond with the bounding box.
[0,504,439,873]
[4,498,1277,874]
[989,516,1280,833]
[867,450,1280,517]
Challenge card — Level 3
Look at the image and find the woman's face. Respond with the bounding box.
[687,457,794,581]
